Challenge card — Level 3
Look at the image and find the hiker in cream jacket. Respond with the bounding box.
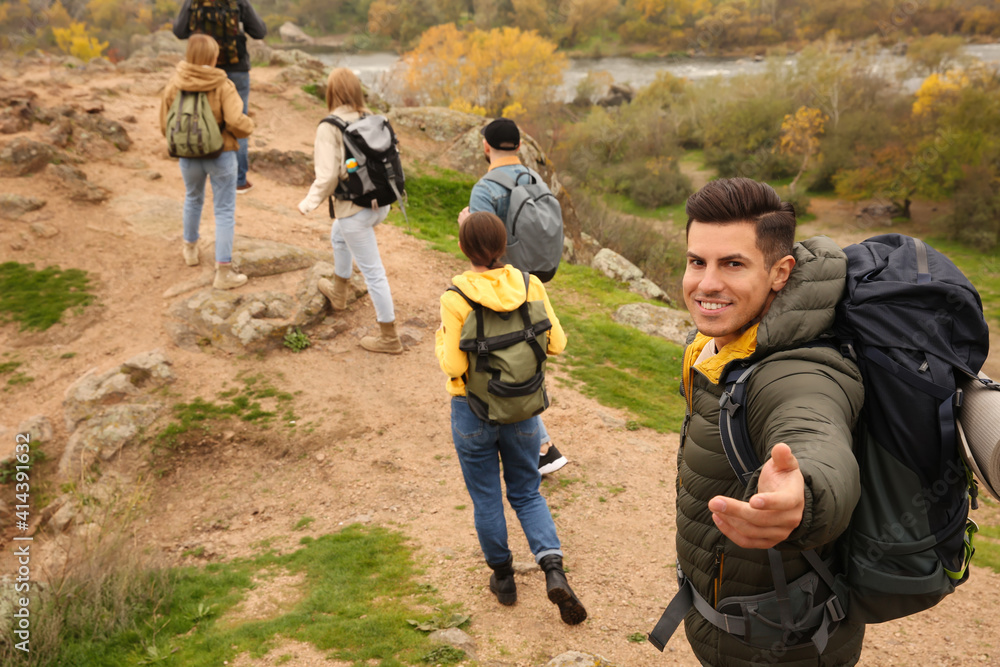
[298,68,402,354]
[160,34,254,290]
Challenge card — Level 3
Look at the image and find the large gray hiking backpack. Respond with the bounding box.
[447,271,552,424]
[650,234,996,654]
[483,168,563,283]
[320,114,407,223]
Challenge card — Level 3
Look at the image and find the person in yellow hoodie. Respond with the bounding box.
[160,34,254,290]
[435,211,586,625]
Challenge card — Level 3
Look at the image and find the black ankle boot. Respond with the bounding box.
[487,556,517,606]
[538,554,587,625]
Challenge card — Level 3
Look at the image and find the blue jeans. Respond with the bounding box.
[538,418,551,446]
[450,396,562,565]
[332,205,394,322]
[179,151,237,263]
[227,70,250,187]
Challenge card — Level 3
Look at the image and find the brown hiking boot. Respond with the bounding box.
[213,262,248,290]
[183,240,199,266]
[360,321,403,355]
[317,274,350,311]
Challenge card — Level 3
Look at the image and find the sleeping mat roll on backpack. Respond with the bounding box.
[649,234,994,652]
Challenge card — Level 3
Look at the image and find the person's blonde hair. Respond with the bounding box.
[186,34,220,67]
[325,67,367,112]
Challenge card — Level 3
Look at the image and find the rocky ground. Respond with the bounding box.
[1,44,999,667]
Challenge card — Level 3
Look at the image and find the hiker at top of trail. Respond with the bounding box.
[298,68,404,355]
[435,210,586,626]
[173,0,267,194]
[660,177,865,665]
[160,34,254,290]
[457,118,568,477]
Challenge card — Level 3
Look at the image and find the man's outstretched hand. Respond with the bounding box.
[707,443,805,549]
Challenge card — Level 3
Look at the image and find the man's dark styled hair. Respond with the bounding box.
[460,211,507,269]
[685,177,796,268]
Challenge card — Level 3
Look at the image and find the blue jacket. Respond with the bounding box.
[469,161,533,221]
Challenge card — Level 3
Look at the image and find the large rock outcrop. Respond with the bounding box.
[278,22,314,45]
[165,238,367,353]
[60,351,175,478]
[591,248,671,303]
[612,303,692,347]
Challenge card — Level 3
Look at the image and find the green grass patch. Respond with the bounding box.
[974,522,1000,574]
[0,261,94,331]
[680,148,709,171]
[922,237,1000,328]
[548,264,687,433]
[0,448,47,484]
[602,192,687,225]
[46,525,444,666]
[157,373,297,448]
[388,167,476,257]
[300,83,324,101]
[282,327,311,352]
[292,516,315,531]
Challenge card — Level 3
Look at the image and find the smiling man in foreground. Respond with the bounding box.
[663,177,865,666]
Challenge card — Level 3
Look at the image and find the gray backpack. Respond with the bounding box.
[483,168,563,283]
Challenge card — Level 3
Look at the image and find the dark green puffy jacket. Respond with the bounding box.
[676,237,866,666]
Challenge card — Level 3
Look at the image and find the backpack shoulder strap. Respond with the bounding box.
[481,169,517,190]
[447,285,489,372]
[719,340,843,487]
[482,167,542,190]
[517,271,547,367]
[719,362,763,487]
[319,115,348,130]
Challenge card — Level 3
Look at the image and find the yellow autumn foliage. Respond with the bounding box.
[403,24,567,117]
[501,102,527,120]
[449,99,487,116]
[52,22,108,61]
[913,70,970,116]
[778,106,827,158]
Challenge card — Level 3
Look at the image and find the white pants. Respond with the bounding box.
[331,205,394,323]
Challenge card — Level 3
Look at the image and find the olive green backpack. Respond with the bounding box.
[166,90,224,159]
[448,271,553,424]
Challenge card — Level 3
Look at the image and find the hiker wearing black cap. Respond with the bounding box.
[458,118,569,476]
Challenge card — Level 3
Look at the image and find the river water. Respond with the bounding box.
[314,43,1000,101]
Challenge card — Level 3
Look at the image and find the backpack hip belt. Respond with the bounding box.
[649,552,845,653]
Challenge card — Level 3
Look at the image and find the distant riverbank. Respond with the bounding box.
[306,42,1000,102]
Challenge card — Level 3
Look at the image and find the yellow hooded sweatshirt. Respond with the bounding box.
[435,265,567,397]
